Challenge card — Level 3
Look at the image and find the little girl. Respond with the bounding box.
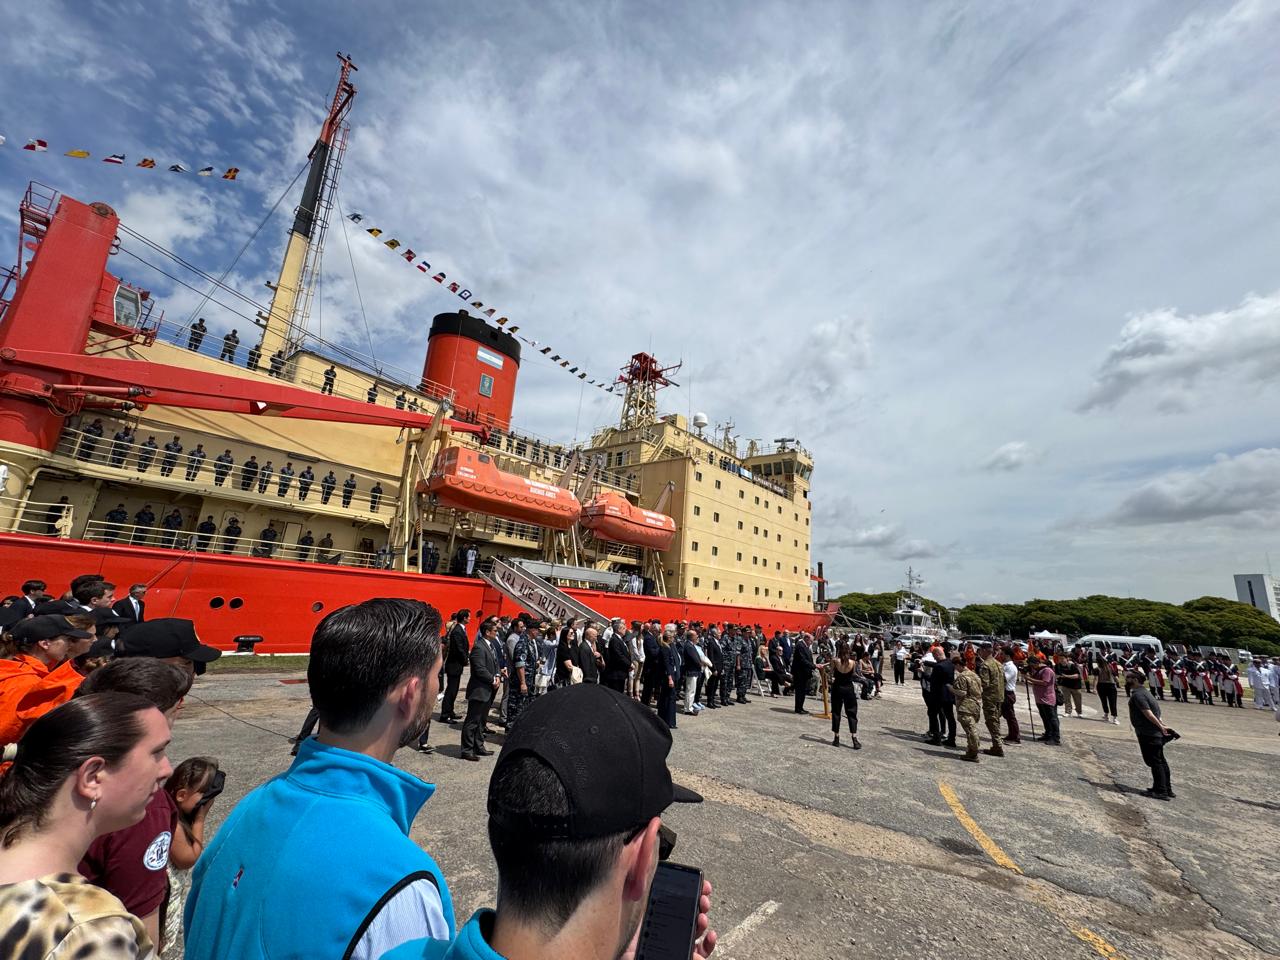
[162,757,223,959]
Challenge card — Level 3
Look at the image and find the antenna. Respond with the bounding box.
[615,353,681,430]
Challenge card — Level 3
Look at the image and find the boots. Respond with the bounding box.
[983,745,1005,757]
[961,748,979,763]
[832,734,840,747]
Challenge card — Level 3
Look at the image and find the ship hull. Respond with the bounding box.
[0,533,836,652]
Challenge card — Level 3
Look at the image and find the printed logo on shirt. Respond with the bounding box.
[143,830,172,871]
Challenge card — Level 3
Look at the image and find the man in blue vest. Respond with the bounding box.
[386,684,717,960]
[184,598,454,960]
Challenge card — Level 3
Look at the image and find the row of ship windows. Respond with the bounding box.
[690,475,810,525]
[690,577,802,601]
[690,506,808,537]
[688,543,805,573]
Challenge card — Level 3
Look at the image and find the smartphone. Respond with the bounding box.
[635,862,703,960]
[199,769,226,808]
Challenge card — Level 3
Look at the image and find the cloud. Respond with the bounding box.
[887,539,940,561]
[1097,0,1275,115]
[835,523,902,548]
[1108,447,1280,526]
[980,441,1037,472]
[1079,291,1280,411]
[116,186,221,250]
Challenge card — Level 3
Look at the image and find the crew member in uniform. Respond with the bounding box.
[213,449,234,486]
[342,474,357,508]
[109,427,133,467]
[185,443,208,482]
[159,436,182,477]
[507,625,537,728]
[103,504,129,542]
[320,470,337,504]
[321,364,336,395]
[976,641,1006,757]
[277,462,295,497]
[950,653,985,762]
[195,516,217,551]
[257,460,274,495]
[297,465,314,501]
[240,455,259,491]
[136,435,158,472]
[735,630,754,703]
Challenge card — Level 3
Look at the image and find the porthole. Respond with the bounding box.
[209,597,225,609]
[311,601,324,613]
[229,597,244,609]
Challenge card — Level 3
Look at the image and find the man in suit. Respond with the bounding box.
[440,610,471,722]
[113,584,147,623]
[17,580,46,616]
[602,617,632,693]
[792,634,816,714]
[576,626,602,684]
[461,619,500,761]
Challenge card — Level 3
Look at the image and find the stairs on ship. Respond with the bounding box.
[478,557,611,624]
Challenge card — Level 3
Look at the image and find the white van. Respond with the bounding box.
[1074,634,1164,660]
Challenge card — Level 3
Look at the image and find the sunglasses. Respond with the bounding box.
[625,822,678,862]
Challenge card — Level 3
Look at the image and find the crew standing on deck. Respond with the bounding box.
[320,470,337,504]
[213,449,234,486]
[297,465,314,501]
[159,436,182,477]
[342,474,357,508]
[219,328,239,362]
[321,364,336,395]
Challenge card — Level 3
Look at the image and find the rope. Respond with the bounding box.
[334,193,379,372]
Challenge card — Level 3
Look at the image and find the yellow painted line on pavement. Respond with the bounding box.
[938,781,1128,960]
[938,781,1023,874]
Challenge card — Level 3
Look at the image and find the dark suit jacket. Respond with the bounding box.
[792,640,815,678]
[112,596,145,623]
[466,636,497,702]
[603,631,632,680]
[34,598,81,616]
[445,622,471,673]
[575,639,600,684]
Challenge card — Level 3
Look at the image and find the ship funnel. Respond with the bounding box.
[421,312,520,429]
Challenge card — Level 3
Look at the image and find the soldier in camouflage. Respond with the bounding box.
[507,624,538,728]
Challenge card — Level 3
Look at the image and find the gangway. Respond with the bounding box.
[479,557,610,625]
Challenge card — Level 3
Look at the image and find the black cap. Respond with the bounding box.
[11,614,93,643]
[119,619,222,674]
[488,684,701,840]
[89,608,131,629]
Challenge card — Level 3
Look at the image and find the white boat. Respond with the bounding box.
[890,567,949,645]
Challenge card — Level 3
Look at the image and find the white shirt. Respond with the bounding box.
[894,647,907,661]
[1003,660,1018,693]
[350,878,449,960]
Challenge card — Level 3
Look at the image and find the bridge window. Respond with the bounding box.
[114,286,143,328]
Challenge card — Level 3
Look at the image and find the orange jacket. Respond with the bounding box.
[0,655,85,744]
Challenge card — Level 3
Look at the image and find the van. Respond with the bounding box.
[1074,634,1165,660]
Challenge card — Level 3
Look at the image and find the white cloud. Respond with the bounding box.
[980,441,1037,472]
[838,523,902,548]
[116,186,220,250]
[887,539,941,561]
[1107,447,1280,526]
[1079,291,1280,410]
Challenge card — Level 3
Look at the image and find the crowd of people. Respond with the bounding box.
[0,574,718,960]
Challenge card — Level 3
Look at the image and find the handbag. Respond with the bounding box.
[569,665,584,685]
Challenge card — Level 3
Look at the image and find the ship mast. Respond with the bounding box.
[258,53,357,365]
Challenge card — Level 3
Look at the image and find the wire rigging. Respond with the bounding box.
[334,192,380,373]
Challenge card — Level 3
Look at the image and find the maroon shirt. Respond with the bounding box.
[79,787,177,917]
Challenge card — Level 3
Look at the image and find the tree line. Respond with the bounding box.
[835,591,1280,657]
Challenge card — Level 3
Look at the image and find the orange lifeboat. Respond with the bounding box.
[423,446,580,529]
[581,491,677,552]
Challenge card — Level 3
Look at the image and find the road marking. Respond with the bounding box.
[938,781,1023,874]
[718,899,780,951]
[938,780,1128,960]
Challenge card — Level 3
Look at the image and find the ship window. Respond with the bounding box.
[715,479,721,489]
[796,593,801,601]
[752,556,758,565]
[312,601,324,613]
[755,587,760,596]
[737,521,743,530]
[478,373,495,398]
[229,598,244,609]
[805,518,809,526]
[711,545,718,557]
[695,471,703,482]
[794,539,799,547]
[765,589,770,597]
[777,534,781,542]
[693,577,700,587]
[762,463,772,476]
[479,454,491,464]
[713,580,720,590]
[113,286,143,328]
[739,490,744,499]
[693,505,701,517]
[736,552,742,561]
[763,528,768,538]
[764,500,769,509]
[754,496,760,505]
[738,584,744,594]
[775,562,781,570]
[794,512,798,520]
[209,597,225,609]
[794,566,798,574]
[713,512,720,523]
[779,506,783,515]
[753,526,759,535]
[691,541,699,551]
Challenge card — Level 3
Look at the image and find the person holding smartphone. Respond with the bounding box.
[386,684,717,960]
[162,757,223,959]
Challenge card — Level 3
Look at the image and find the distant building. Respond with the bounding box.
[1234,574,1280,622]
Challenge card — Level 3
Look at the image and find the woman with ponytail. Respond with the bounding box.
[0,693,173,958]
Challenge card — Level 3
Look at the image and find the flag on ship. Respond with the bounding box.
[222,167,240,180]
[367,228,383,238]
[137,158,156,168]
[103,154,125,164]
[197,166,215,176]
[24,139,48,151]
[384,238,400,250]
[347,212,363,222]
[64,149,90,158]
[169,163,186,173]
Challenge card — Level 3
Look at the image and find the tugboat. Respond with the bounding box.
[0,55,837,651]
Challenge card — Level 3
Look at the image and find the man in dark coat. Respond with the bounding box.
[461,619,499,761]
[440,610,471,722]
[792,634,816,714]
[602,618,632,693]
[641,620,662,705]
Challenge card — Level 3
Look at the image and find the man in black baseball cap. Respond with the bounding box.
[0,615,95,745]
[119,618,222,675]
[387,684,717,960]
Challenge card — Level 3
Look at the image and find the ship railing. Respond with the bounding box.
[456,513,544,545]
[2,491,75,537]
[143,314,455,412]
[480,430,639,495]
[80,519,383,567]
[51,421,400,514]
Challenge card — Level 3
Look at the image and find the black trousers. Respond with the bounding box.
[1037,703,1061,742]
[641,661,660,705]
[657,681,677,729]
[1139,737,1171,794]
[461,695,491,755]
[832,686,858,735]
[794,672,811,712]
[928,701,956,742]
[705,672,720,705]
[1097,683,1118,717]
[603,675,626,693]
[441,668,463,720]
[893,659,906,684]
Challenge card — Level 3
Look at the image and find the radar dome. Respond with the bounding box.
[692,412,709,429]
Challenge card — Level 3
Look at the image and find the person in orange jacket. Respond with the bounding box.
[0,614,94,744]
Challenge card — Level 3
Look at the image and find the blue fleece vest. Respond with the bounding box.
[183,737,455,960]
[383,909,499,960]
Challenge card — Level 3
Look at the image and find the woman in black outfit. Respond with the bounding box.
[829,639,863,749]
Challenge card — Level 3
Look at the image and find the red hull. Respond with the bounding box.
[0,534,837,653]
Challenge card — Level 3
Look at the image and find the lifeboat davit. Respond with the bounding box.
[424,446,580,529]
[581,491,677,552]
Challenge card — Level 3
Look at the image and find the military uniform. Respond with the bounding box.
[951,666,985,761]
[735,634,753,702]
[507,632,536,728]
[976,656,1006,757]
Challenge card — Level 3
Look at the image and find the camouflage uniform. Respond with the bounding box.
[951,666,985,760]
[735,633,754,701]
[977,655,1006,756]
[507,632,536,728]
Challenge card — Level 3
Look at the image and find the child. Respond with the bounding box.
[162,757,223,959]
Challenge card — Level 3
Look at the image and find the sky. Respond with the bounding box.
[2,0,1279,607]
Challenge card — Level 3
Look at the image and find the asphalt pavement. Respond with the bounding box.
[171,671,1280,960]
